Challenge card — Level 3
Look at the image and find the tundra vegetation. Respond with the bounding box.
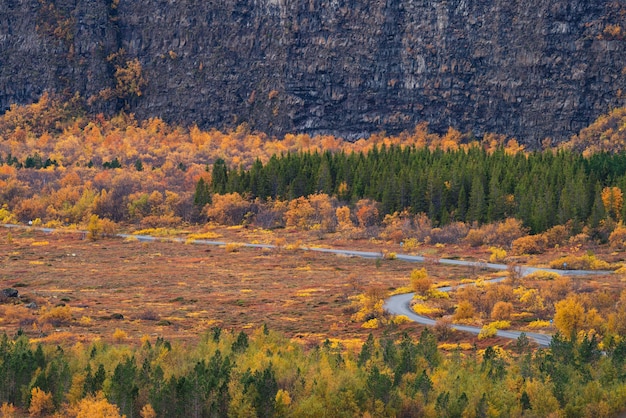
[1,96,626,415]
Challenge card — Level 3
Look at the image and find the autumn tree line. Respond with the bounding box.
[2,94,626,246]
[2,325,626,417]
[202,146,626,236]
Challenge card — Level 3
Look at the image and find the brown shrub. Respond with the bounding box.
[544,225,569,248]
[205,193,254,225]
[491,301,513,320]
[433,317,453,340]
[254,199,287,229]
[413,213,433,242]
[465,229,487,247]
[609,223,626,250]
[465,218,527,248]
[410,268,433,295]
[428,222,469,244]
[139,214,182,229]
[494,218,527,247]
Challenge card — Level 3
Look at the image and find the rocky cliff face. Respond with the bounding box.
[1,0,625,145]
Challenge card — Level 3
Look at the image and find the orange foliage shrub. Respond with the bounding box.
[140,404,157,418]
[335,206,353,230]
[466,218,527,248]
[609,223,626,250]
[29,387,54,417]
[410,268,433,295]
[453,301,476,321]
[355,199,379,228]
[553,295,603,337]
[205,193,253,225]
[0,402,17,418]
[601,186,623,219]
[307,193,337,231]
[491,301,513,320]
[543,225,569,248]
[67,392,122,418]
[13,198,47,222]
[511,234,547,255]
[381,210,414,243]
[284,196,315,229]
[38,305,72,326]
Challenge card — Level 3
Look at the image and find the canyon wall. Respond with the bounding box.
[1,0,625,144]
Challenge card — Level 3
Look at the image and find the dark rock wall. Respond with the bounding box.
[1,0,625,144]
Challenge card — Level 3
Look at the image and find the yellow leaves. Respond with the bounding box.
[523,378,561,417]
[401,237,420,252]
[225,243,244,253]
[29,387,54,417]
[489,320,511,330]
[0,402,17,418]
[477,324,497,340]
[361,318,379,329]
[553,295,603,337]
[67,392,122,418]
[274,389,294,418]
[39,305,73,325]
[488,247,507,263]
[527,320,551,329]
[352,286,386,325]
[601,186,623,218]
[490,301,513,320]
[548,253,613,270]
[66,373,86,406]
[411,303,442,316]
[140,404,156,418]
[453,300,475,322]
[438,342,473,351]
[114,58,147,99]
[0,205,17,224]
[609,223,626,250]
[285,194,335,231]
[392,315,411,325]
[112,328,128,343]
[410,268,433,295]
[517,288,546,313]
[87,214,102,241]
[335,206,352,230]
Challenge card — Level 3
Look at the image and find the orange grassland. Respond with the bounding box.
[0,227,477,347]
[1,225,621,351]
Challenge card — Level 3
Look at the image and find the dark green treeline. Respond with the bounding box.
[210,146,626,233]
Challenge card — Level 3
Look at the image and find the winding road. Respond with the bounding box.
[3,224,611,347]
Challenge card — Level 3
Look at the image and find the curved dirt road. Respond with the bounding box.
[383,263,609,347]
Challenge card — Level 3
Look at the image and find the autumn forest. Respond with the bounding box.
[3,95,626,416]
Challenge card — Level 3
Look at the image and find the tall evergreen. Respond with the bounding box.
[211,158,229,195]
[209,146,626,234]
[467,175,486,224]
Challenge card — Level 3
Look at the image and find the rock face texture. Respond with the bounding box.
[1,0,625,145]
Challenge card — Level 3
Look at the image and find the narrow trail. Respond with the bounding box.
[4,224,611,347]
